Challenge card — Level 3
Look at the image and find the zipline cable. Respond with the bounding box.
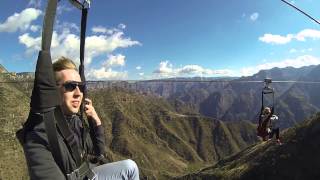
[280,0,320,25]
[2,80,320,84]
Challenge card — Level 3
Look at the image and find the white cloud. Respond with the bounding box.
[240,55,320,76]
[103,54,125,67]
[19,24,141,65]
[18,33,41,55]
[118,23,126,29]
[92,24,126,35]
[0,8,42,32]
[139,72,144,76]
[295,29,320,41]
[87,67,128,80]
[92,26,108,34]
[153,61,233,77]
[136,66,142,70]
[259,29,320,44]
[259,34,293,44]
[30,25,40,32]
[250,12,259,22]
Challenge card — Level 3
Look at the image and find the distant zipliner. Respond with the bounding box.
[257,78,282,144]
[257,79,274,140]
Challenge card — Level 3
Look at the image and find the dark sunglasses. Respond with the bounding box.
[62,81,86,93]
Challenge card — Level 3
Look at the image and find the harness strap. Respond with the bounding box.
[79,8,88,121]
[54,107,83,167]
[43,109,65,174]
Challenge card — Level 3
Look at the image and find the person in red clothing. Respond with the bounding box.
[258,107,273,141]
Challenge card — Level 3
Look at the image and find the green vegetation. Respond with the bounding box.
[0,77,259,179]
[177,113,320,179]
[88,88,259,179]
[0,75,29,180]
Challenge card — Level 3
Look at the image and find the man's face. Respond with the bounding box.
[265,108,271,115]
[56,69,83,115]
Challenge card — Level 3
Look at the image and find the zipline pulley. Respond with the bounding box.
[69,0,91,10]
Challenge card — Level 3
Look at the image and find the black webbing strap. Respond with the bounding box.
[79,8,88,121]
[43,109,65,173]
[54,107,83,167]
[259,91,264,126]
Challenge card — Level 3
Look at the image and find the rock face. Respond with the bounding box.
[176,113,320,180]
[0,64,8,73]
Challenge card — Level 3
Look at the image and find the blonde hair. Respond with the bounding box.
[53,57,78,83]
[53,56,77,72]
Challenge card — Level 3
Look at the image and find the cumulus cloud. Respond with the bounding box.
[92,24,126,35]
[153,61,233,77]
[295,29,320,41]
[259,29,320,44]
[30,25,40,32]
[87,54,127,80]
[19,24,141,65]
[103,54,125,67]
[18,33,41,55]
[136,66,142,70]
[0,8,42,32]
[17,21,139,80]
[259,34,293,44]
[250,12,259,22]
[92,26,108,34]
[87,67,128,80]
[139,72,144,76]
[118,23,126,29]
[240,55,320,76]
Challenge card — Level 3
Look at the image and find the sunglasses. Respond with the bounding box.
[61,81,86,93]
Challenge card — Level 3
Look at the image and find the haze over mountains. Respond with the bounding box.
[132,65,320,129]
[1,64,319,179]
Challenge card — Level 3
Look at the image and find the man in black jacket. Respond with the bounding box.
[22,57,139,179]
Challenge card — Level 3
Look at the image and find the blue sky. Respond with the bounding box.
[1,0,320,80]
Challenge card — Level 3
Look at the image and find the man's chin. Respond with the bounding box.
[69,107,80,114]
[72,109,80,114]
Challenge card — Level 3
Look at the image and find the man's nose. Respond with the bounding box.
[73,86,82,95]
